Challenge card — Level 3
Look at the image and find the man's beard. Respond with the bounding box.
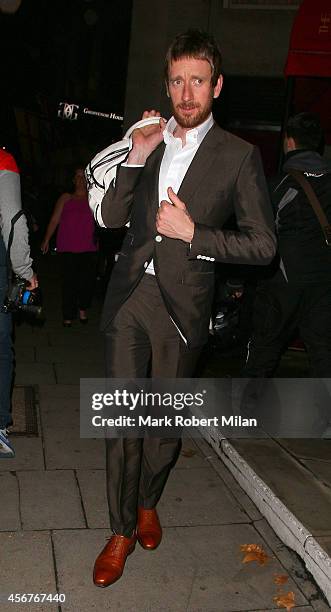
[172,96,213,129]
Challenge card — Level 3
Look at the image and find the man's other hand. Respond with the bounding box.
[127,110,167,165]
[26,273,38,290]
[156,187,195,243]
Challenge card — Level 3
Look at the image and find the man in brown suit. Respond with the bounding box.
[93,29,276,587]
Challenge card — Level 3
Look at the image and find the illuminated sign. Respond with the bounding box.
[57,103,80,121]
[57,102,123,122]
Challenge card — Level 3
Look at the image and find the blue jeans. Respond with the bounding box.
[0,238,13,429]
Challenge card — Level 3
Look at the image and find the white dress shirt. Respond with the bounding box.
[145,112,214,275]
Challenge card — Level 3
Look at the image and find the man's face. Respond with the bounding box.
[167,57,222,129]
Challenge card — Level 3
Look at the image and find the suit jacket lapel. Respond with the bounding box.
[178,123,222,209]
[147,142,165,211]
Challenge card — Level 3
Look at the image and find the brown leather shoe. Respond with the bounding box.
[136,507,162,550]
[93,534,136,587]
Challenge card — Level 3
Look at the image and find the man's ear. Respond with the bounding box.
[165,81,170,98]
[283,135,297,154]
[213,75,223,99]
[286,136,296,152]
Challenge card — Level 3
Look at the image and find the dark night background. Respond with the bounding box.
[1,1,330,230]
[1,0,133,183]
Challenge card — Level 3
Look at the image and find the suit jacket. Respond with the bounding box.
[100,122,276,348]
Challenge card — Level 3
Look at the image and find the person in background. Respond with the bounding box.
[244,112,331,376]
[41,166,98,326]
[0,147,38,458]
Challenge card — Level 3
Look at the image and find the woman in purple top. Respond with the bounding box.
[41,168,98,326]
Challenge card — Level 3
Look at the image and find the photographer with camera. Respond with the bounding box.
[0,147,38,458]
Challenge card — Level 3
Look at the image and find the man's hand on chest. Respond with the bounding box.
[156,187,195,243]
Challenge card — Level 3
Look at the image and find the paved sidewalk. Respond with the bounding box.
[0,256,329,611]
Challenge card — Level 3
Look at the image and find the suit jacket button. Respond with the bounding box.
[155,235,162,242]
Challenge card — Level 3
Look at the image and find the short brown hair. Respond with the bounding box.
[164,29,222,87]
[286,112,324,153]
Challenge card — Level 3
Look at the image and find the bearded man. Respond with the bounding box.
[93,28,276,587]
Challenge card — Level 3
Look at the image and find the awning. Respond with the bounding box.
[285,0,331,77]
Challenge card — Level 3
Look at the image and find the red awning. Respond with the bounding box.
[285,0,331,77]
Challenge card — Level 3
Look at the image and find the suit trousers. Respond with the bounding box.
[105,273,202,536]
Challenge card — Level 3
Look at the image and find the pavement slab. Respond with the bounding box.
[0,437,44,472]
[157,466,249,527]
[18,470,86,530]
[36,345,103,365]
[38,384,80,400]
[15,324,51,348]
[195,437,262,522]
[0,531,57,612]
[52,525,308,612]
[13,324,34,343]
[278,439,331,462]
[31,325,52,343]
[301,459,331,488]
[76,469,110,529]
[15,362,56,385]
[47,328,104,348]
[0,472,20,531]
[54,362,104,384]
[40,397,81,429]
[44,432,105,470]
[39,392,104,471]
[14,346,35,362]
[175,438,212,470]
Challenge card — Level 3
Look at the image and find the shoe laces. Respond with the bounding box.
[106,536,132,557]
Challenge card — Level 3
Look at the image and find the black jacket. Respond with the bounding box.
[270,150,331,284]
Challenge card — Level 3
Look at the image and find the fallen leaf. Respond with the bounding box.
[274,574,289,585]
[240,544,270,566]
[273,591,295,611]
[181,449,197,458]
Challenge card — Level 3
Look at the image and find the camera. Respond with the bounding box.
[2,276,42,316]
